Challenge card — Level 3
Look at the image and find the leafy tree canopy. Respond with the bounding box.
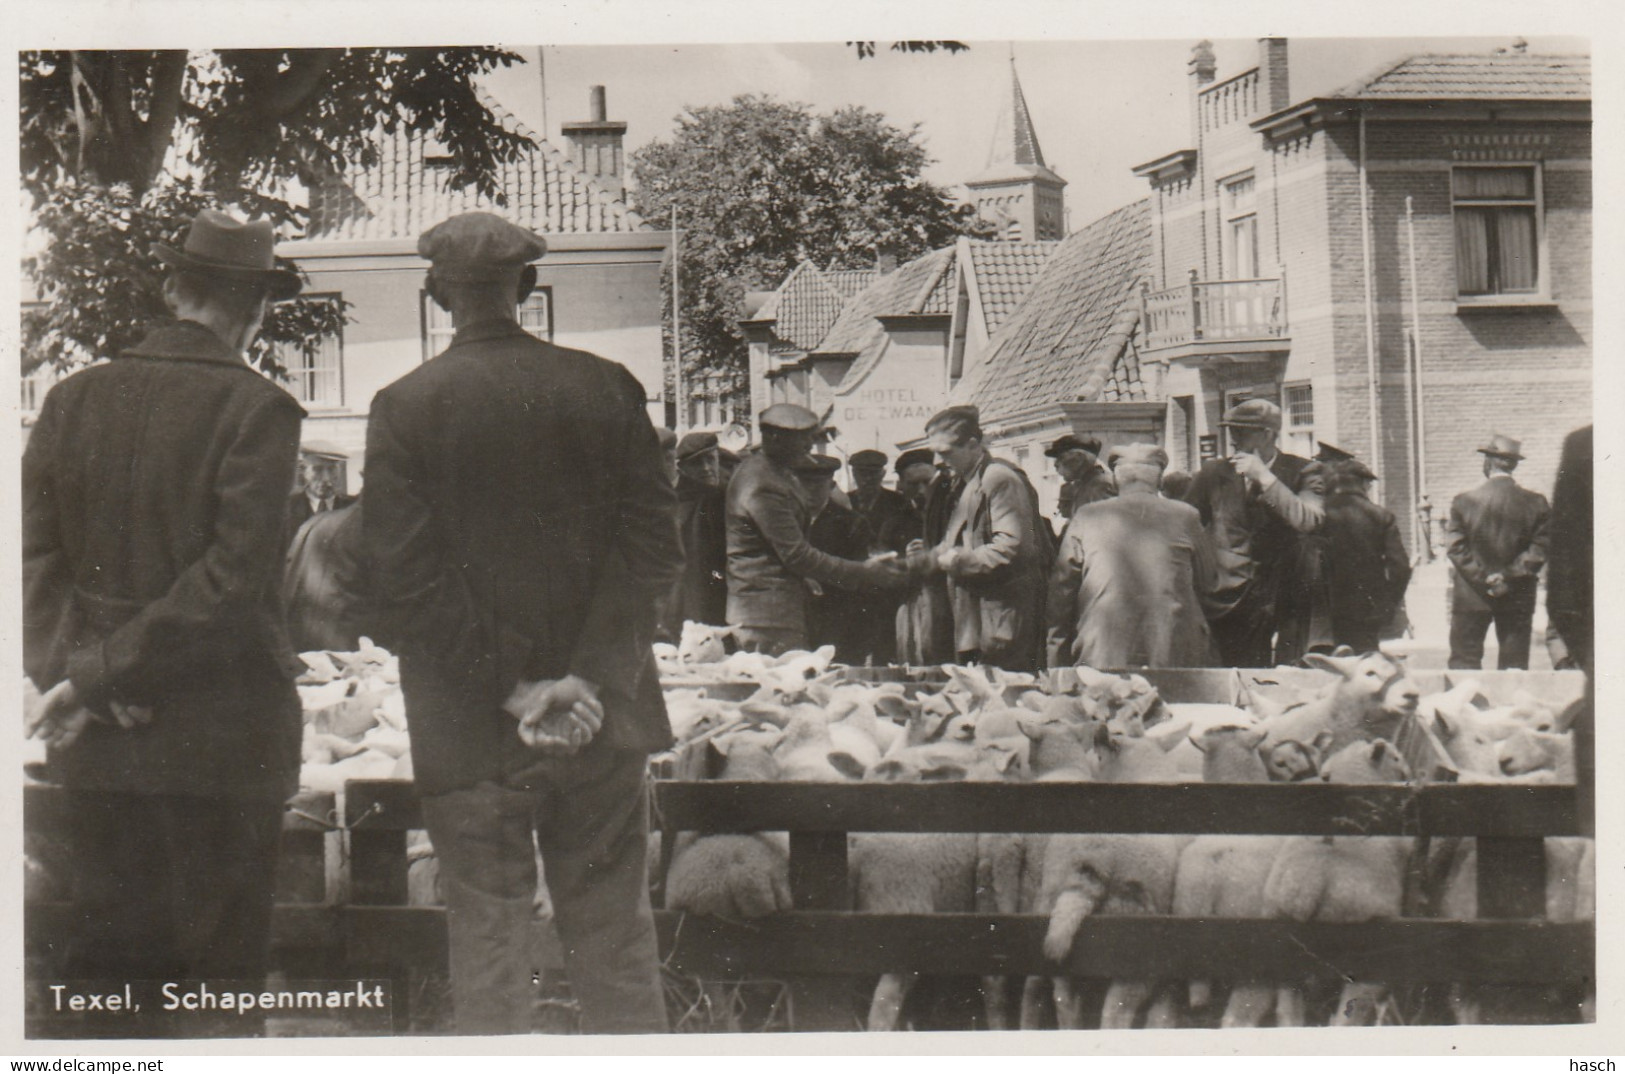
[20,48,531,374]
[630,94,992,394]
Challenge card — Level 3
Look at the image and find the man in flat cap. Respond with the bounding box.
[1314,444,1410,655]
[25,208,306,1034]
[1444,434,1550,670]
[848,449,907,540]
[287,441,356,542]
[911,405,1050,672]
[1182,398,1325,667]
[1046,434,1115,532]
[364,211,682,1034]
[1047,443,1219,669]
[880,449,958,665]
[656,430,729,640]
[725,403,905,654]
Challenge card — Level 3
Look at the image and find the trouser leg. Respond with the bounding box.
[1448,606,1492,670]
[421,782,545,1036]
[535,746,668,1035]
[1493,593,1536,670]
[1212,605,1273,668]
[733,625,806,657]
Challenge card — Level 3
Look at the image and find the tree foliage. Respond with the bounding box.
[20,48,531,375]
[630,95,992,393]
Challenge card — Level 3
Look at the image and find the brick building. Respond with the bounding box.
[275,88,671,486]
[1133,40,1590,549]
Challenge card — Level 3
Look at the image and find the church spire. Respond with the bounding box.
[967,49,1067,242]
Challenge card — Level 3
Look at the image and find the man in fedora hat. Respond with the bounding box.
[1183,397,1326,667]
[24,208,306,1034]
[1444,433,1550,670]
[363,211,683,1034]
[1315,443,1411,655]
[725,403,904,655]
[287,441,357,541]
[1046,442,1219,669]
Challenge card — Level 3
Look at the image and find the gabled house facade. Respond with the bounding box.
[1133,40,1591,549]
[276,88,672,473]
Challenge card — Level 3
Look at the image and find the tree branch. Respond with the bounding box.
[260,49,340,121]
[137,50,189,190]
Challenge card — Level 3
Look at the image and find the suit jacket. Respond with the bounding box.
[283,499,371,653]
[287,489,357,543]
[1046,491,1219,669]
[724,452,886,633]
[363,319,682,795]
[1184,451,1324,622]
[1446,474,1551,614]
[937,455,1048,670]
[1546,426,1592,672]
[806,502,877,664]
[1322,490,1411,644]
[851,486,907,550]
[23,321,305,800]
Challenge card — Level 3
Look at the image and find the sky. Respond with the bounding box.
[482,35,1588,231]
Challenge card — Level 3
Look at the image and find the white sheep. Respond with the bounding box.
[1256,652,1421,762]
[1262,738,1413,1026]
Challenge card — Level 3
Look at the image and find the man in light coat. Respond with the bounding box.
[912,406,1049,672]
[1445,434,1551,670]
[1046,443,1219,669]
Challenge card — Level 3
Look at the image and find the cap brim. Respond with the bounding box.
[154,245,304,301]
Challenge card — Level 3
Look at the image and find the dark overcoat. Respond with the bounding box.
[1321,490,1412,650]
[673,474,729,628]
[23,321,306,800]
[363,319,682,796]
[1445,474,1551,614]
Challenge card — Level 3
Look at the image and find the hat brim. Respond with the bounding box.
[1219,419,1279,431]
[1476,448,1524,461]
[154,245,304,301]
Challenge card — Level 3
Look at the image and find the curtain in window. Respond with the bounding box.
[1455,208,1491,295]
[1496,208,1538,292]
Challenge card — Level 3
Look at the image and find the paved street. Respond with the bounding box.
[1384,558,1555,672]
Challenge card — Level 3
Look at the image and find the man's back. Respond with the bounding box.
[1452,476,1550,574]
[365,320,680,789]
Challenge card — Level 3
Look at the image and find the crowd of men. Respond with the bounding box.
[20,205,1588,1041]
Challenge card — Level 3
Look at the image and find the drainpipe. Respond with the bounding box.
[1404,194,1431,561]
[1357,111,1383,500]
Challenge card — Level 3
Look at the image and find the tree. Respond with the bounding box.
[20,48,532,375]
[630,95,992,395]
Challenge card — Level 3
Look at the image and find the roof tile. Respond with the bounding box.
[965,240,1060,331]
[1332,52,1590,100]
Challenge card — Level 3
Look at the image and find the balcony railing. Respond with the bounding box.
[1141,271,1287,353]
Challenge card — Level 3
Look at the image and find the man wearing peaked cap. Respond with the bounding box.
[1314,443,1411,654]
[799,455,882,664]
[847,448,907,568]
[1444,432,1550,670]
[1183,396,1327,666]
[362,211,683,1033]
[1047,438,1219,669]
[725,407,904,655]
[24,208,308,1021]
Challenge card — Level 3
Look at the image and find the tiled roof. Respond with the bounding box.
[820,247,958,387]
[754,262,847,352]
[822,269,878,300]
[306,96,647,241]
[969,199,1153,423]
[964,240,1060,332]
[1331,52,1590,100]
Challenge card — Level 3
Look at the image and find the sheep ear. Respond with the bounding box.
[1370,740,1388,763]
[1019,690,1049,713]
[1156,721,1192,752]
[1311,730,1336,757]
[827,751,869,781]
[1017,715,1046,741]
[1303,652,1357,678]
[989,747,1021,774]
[804,681,834,706]
[1189,730,1210,753]
[1239,726,1267,750]
[1092,722,1114,750]
[873,694,915,720]
[1432,710,1458,741]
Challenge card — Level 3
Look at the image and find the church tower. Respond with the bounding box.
[966,55,1067,241]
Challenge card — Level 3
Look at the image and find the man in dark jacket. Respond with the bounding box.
[882,450,958,665]
[283,498,371,653]
[24,210,305,1035]
[725,403,904,655]
[363,212,682,1034]
[848,449,908,540]
[286,442,356,542]
[657,430,728,640]
[1183,399,1325,667]
[1316,445,1411,654]
[1445,434,1551,670]
[1046,433,1114,533]
[802,454,879,663]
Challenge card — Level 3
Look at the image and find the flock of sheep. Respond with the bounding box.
[653,638,1591,1030]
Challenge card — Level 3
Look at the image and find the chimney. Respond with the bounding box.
[1189,40,1217,142]
[875,243,900,275]
[561,85,629,200]
[1259,38,1290,113]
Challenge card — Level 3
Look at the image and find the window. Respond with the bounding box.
[1453,165,1540,297]
[1222,173,1258,279]
[21,364,56,415]
[279,293,344,409]
[422,288,554,362]
[1282,382,1315,458]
